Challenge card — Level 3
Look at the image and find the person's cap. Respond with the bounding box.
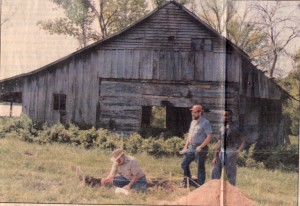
[111,148,125,163]
[190,105,203,112]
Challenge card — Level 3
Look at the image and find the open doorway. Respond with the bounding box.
[141,106,191,137]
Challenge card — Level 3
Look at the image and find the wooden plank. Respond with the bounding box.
[166,51,175,80]
[195,51,204,81]
[233,53,241,82]
[103,50,112,78]
[152,50,159,79]
[37,74,46,122]
[74,59,83,122]
[181,52,194,80]
[100,81,142,97]
[116,50,126,78]
[82,56,91,124]
[158,50,167,80]
[173,51,181,81]
[124,50,134,78]
[132,50,140,79]
[111,50,118,78]
[68,60,76,123]
[140,50,153,79]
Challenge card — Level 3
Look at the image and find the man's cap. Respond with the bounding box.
[111,148,125,163]
[190,104,203,112]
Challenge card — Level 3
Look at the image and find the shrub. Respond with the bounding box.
[141,138,167,157]
[125,133,143,154]
[78,127,98,149]
[253,144,299,172]
[164,136,184,156]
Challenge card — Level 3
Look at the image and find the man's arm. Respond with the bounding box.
[212,139,221,165]
[236,138,246,154]
[196,133,212,152]
[123,173,140,190]
[179,134,191,154]
[101,163,117,185]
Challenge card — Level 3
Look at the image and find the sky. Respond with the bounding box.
[0,0,300,81]
[1,0,78,79]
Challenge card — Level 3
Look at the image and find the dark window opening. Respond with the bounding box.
[141,106,166,128]
[141,106,191,137]
[168,36,175,41]
[53,94,66,111]
[191,38,213,52]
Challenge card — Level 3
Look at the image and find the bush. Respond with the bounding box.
[1,116,297,172]
[125,133,143,154]
[78,127,98,149]
[164,136,184,156]
[253,144,299,172]
[237,144,264,168]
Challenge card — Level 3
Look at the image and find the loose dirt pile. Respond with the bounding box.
[169,180,256,206]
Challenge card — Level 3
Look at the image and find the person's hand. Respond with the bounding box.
[123,184,131,190]
[179,148,187,155]
[101,176,113,185]
[212,157,217,165]
[195,146,203,153]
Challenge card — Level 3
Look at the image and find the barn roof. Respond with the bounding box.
[1,1,249,83]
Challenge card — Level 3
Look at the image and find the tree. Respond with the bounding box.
[277,49,300,135]
[192,0,266,66]
[152,0,187,8]
[196,0,236,35]
[38,0,149,48]
[251,2,300,78]
[1,0,16,28]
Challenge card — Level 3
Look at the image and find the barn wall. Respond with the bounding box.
[97,79,239,135]
[95,2,241,82]
[239,61,282,100]
[21,54,99,126]
[92,49,240,82]
[239,96,284,146]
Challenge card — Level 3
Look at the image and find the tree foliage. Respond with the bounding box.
[37,0,149,48]
[1,0,17,28]
[193,0,266,68]
[152,0,187,8]
[277,48,300,135]
[251,2,300,78]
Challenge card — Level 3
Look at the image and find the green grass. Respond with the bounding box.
[0,137,298,205]
[290,135,299,145]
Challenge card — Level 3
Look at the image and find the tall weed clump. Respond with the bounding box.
[0,115,36,142]
[253,144,299,172]
[1,116,298,172]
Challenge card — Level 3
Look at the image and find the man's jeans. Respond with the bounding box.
[113,175,147,191]
[181,145,208,186]
[211,150,237,185]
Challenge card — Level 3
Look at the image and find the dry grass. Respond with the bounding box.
[0,136,298,205]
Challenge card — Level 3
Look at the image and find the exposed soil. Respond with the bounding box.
[167,180,256,206]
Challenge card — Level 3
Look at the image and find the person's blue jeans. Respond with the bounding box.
[113,175,147,191]
[181,145,208,186]
[211,151,237,185]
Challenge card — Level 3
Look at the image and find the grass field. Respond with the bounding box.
[0,136,298,205]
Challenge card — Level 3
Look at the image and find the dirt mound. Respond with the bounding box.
[170,180,256,206]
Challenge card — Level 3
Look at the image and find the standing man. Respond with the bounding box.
[101,148,147,191]
[180,104,213,187]
[211,109,246,186]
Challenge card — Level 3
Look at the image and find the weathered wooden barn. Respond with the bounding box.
[0,1,289,146]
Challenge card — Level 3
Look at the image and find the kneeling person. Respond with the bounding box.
[101,148,147,191]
